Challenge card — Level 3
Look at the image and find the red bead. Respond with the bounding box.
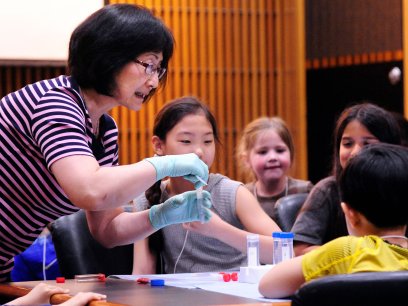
[222,273,231,282]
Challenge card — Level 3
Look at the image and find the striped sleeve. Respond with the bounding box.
[31,87,93,168]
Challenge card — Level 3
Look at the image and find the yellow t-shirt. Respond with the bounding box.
[302,235,408,282]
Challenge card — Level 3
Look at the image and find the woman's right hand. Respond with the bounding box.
[145,153,208,188]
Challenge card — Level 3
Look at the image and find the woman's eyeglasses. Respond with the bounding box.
[134,59,166,80]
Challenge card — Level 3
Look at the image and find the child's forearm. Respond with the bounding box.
[205,221,275,264]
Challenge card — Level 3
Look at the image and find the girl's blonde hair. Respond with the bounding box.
[236,117,294,180]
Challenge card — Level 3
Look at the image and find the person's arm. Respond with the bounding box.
[5,283,69,305]
[235,185,281,263]
[184,186,281,264]
[51,153,207,211]
[86,190,212,247]
[234,185,281,235]
[258,255,305,298]
[185,215,276,264]
[86,208,156,247]
[58,292,106,306]
[12,284,107,306]
[292,178,337,256]
[294,242,320,255]
[132,238,157,274]
[51,155,157,211]
[131,195,159,275]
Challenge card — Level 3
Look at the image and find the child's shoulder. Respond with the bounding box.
[322,235,384,254]
[288,177,314,193]
[208,173,242,194]
[209,173,241,186]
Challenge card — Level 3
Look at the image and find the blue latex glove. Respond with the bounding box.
[145,153,208,188]
[149,190,212,230]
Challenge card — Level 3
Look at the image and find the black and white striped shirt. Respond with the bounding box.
[0,75,118,281]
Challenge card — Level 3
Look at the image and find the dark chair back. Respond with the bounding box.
[49,210,133,278]
[291,271,408,306]
[275,193,308,231]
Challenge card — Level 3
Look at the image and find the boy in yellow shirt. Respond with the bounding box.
[259,143,408,298]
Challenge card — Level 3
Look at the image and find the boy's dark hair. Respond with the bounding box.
[68,4,174,99]
[332,102,402,178]
[391,111,408,147]
[339,143,408,228]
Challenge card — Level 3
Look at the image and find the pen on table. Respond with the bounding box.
[75,273,106,282]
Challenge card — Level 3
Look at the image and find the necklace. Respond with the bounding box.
[93,118,100,137]
[381,235,408,248]
[79,88,100,138]
[254,178,288,199]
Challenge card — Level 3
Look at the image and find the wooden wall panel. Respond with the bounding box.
[108,0,307,182]
[0,65,66,97]
[274,0,308,179]
[0,0,307,183]
[307,0,402,58]
[306,0,403,69]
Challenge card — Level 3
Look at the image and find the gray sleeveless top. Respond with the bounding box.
[136,173,246,273]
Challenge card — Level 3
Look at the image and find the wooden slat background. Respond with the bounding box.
[306,0,402,59]
[108,0,307,182]
[304,0,407,123]
[306,0,403,70]
[3,1,408,182]
[0,0,307,183]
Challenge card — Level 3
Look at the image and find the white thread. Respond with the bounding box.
[42,235,47,281]
[45,258,57,270]
[380,235,407,240]
[42,233,58,280]
[381,235,408,248]
[254,177,288,199]
[173,230,189,274]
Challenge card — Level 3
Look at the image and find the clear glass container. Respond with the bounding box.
[247,234,260,266]
[272,232,294,264]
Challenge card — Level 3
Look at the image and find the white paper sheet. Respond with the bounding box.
[110,272,290,303]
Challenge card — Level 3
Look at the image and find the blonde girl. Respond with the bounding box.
[237,117,313,226]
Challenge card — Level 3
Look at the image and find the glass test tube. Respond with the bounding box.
[197,186,205,223]
[272,232,294,264]
[247,234,260,266]
[195,175,208,224]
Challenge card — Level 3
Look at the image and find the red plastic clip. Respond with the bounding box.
[136,277,150,284]
[98,274,106,282]
[56,277,65,283]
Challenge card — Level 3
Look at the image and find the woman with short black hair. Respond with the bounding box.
[0,4,210,282]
